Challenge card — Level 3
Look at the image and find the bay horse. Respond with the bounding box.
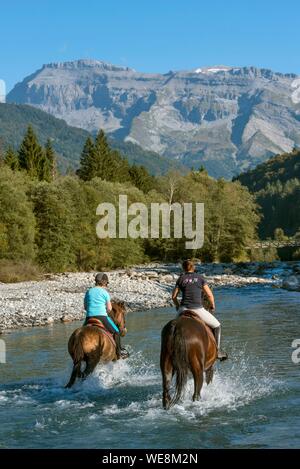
[65,301,127,388]
[160,310,217,409]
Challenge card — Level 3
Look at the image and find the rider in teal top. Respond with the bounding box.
[85,284,111,317]
[84,273,128,358]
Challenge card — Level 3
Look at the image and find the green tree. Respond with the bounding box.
[158,171,260,263]
[129,165,156,193]
[18,125,44,178]
[108,150,131,182]
[93,129,110,178]
[274,228,288,241]
[31,181,76,271]
[4,146,19,170]
[77,136,95,181]
[41,139,56,182]
[198,165,207,174]
[0,167,35,260]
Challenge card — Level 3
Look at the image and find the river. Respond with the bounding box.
[0,285,300,448]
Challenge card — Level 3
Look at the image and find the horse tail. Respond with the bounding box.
[170,326,189,407]
[73,333,85,365]
[65,333,85,389]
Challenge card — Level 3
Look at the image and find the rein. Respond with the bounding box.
[109,306,126,334]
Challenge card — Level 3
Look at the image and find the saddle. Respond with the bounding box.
[179,309,202,322]
[85,317,116,348]
[178,310,216,345]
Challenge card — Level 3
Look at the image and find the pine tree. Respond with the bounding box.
[129,165,155,193]
[198,165,207,174]
[78,130,119,181]
[93,129,110,178]
[4,146,19,170]
[78,136,95,181]
[18,125,44,178]
[41,139,56,182]
[105,149,130,182]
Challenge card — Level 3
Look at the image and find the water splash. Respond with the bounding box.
[78,349,159,392]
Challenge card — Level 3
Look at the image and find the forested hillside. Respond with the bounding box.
[235,148,300,238]
[0,103,184,175]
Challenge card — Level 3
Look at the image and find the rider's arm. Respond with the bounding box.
[202,284,215,312]
[104,288,112,314]
[172,287,180,310]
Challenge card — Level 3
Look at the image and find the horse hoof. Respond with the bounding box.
[120,349,130,359]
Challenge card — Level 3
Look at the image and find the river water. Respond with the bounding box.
[0,285,300,448]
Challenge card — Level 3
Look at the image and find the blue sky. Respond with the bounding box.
[1,0,300,91]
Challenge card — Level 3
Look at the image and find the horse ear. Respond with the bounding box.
[118,300,125,308]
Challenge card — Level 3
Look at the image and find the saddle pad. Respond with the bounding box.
[86,318,116,348]
[179,310,200,322]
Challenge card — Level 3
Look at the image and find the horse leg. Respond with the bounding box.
[82,349,101,380]
[65,361,83,389]
[161,354,173,410]
[205,366,214,385]
[191,361,204,402]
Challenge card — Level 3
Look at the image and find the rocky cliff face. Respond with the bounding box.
[7,59,300,178]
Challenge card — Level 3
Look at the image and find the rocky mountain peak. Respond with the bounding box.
[7,60,300,179]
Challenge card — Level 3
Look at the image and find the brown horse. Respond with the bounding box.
[65,301,127,388]
[160,310,217,409]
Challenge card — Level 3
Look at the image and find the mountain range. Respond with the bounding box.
[7,59,300,178]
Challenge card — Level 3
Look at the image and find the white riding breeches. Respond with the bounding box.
[177,306,220,329]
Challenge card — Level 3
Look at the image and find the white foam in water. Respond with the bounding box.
[0,393,8,404]
[2,347,279,431]
[54,400,94,410]
[35,418,46,429]
[93,348,278,422]
[78,349,159,392]
[0,388,36,406]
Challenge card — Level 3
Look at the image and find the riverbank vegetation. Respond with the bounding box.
[0,125,259,277]
[236,148,300,260]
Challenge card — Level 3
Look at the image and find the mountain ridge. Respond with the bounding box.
[7,59,300,178]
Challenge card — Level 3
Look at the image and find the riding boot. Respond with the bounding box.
[214,326,228,361]
[113,334,129,359]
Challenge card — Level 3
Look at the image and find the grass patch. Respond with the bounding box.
[0,260,43,283]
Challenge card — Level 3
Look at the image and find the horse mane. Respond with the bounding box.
[110,300,126,323]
